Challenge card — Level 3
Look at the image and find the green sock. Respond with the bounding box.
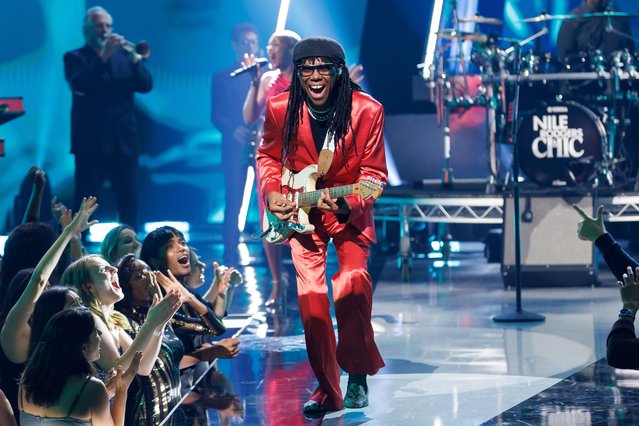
[348,374,368,392]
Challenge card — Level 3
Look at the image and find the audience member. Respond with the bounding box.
[113,254,186,425]
[63,254,181,379]
[186,247,238,317]
[12,167,54,227]
[0,197,97,422]
[574,204,639,368]
[140,227,239,395]
[0,389,15,426]
[100,225,142,265]
[139,226,227,353]
[19,307,141,425]
[0,222,60,303]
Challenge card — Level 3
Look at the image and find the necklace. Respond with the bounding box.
[306,99,334,122]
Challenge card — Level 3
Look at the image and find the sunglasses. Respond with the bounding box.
[298,63,339,77]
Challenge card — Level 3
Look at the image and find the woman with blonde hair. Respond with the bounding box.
[62,254,182,379]
[100,224,141,265]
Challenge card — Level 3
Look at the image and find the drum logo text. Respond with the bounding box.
[531,114,584,159]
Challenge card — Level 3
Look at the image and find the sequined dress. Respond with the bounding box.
[120,306,186,426]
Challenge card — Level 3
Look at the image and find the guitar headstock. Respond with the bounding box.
[355,177,384,200]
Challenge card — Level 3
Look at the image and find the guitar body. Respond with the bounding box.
[261,165,382,244]
[262,165,318,244]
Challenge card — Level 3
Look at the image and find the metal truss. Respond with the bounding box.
[374,192,639,281]
[598,194,639,222]
[374,196,504,224]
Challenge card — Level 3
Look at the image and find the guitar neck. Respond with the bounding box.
[298,184,356,207]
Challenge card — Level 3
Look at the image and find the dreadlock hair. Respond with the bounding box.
[282,57,363,161]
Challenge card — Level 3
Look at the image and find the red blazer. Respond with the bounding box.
[256,90,387,243]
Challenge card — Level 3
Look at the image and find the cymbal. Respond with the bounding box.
[436,29,489,43]
[519,13,576,23]
[581,11,637,19]
[459,15,503,25]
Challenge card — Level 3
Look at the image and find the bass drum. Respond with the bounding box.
[517,102,605,187]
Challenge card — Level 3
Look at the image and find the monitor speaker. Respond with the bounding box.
[501,192,598,287]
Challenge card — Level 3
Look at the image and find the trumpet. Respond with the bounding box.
[121,39,151,59]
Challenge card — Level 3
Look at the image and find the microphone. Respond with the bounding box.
[230,58,269,77]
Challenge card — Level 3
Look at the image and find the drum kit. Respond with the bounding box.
[426,10,639,190]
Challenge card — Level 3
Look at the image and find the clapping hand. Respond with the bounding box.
[573,204,606,242]
[146,290,182,329]
[105,351,143,397]
[154,270,193,304]
[213,262,235,296]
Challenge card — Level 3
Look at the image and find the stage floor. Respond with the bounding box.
[168,237,638,425]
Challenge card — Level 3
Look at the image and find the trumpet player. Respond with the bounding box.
[63,6,152,229]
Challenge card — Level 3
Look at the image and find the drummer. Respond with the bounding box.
[557,0,636,66]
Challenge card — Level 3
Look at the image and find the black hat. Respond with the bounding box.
[293,36,346,64]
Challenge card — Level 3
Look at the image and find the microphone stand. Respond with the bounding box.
[493,42,545,323]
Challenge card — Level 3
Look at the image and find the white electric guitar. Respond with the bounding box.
[262,164,383,244]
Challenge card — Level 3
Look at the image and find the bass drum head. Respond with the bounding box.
[517,102,605,187]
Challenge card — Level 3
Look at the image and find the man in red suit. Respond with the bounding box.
[256,36,386,415]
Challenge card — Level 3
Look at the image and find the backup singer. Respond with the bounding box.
[243,29,301,307]
[211,23,260,267]
[256,36,386,414]
[64,6,152,229]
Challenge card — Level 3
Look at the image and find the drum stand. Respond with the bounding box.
[596,69,619,188]
[598,25,639,189]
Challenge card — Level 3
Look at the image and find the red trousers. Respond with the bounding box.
[289,211,385,410]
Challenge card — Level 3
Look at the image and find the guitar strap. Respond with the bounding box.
[317,132,336,178]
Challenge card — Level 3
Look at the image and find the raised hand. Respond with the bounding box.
[27,166,46,190]
[66,196,99,236]
[51,196,68,224]
[620,266,639,313]
[349,64,365,84]
[242,52,262,84]
[573,204,606,242]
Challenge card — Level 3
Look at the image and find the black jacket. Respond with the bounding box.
[64,44,152,157]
